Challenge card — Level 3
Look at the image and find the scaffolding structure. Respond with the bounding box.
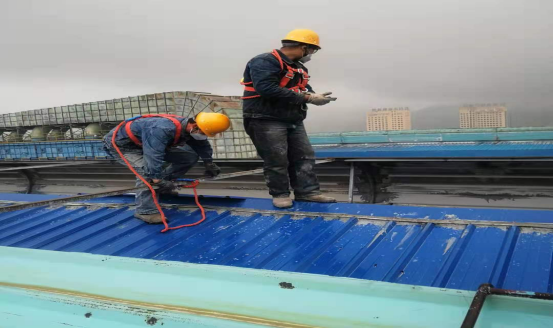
[0,91,258,159]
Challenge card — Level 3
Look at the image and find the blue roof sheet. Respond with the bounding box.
[0,193,552,294]
[314,141,553,158]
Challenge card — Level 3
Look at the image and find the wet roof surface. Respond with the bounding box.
[0,193,552,293]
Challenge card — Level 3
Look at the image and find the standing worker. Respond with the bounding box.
[103,113,230,223]
[241,29,337,208]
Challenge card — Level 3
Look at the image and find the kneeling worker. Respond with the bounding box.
[241,28,337,208]
[104,112,230,223]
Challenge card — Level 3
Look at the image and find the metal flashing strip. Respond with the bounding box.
[2,247,553,327]
[53,202,553,230]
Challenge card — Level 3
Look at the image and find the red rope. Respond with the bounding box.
[111,122,206,233]
[163,180,206,231]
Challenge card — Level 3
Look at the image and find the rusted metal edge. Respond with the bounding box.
[0,281,316,328]
[172,205,553,229]
[461,283,553,328]
[52,201,553,230]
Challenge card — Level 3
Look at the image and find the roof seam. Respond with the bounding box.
[55,203,553,229]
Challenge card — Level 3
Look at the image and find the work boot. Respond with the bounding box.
[295,194,337,203]
[272,196,293,208]
[134,213,164,224]
[156,180,178,196]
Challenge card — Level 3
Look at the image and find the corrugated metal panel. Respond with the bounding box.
[3,246,553,328]
[1,194,552,294]
[2,140,553,161]
[314,141,553,158]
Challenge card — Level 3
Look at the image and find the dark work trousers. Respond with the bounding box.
[103,141,199,214]
[244,118,321,198]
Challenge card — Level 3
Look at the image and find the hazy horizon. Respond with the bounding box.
[2,0,552,132]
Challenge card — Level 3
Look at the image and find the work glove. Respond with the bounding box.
[153,180,176,193]
[307,92,337,106]
[204,161,221,178]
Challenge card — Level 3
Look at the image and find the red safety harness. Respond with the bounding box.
[241,49,310,99]
[121,114,183,147]
[111,114,207,233]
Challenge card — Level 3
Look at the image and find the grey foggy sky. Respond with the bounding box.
[1,0,552,132]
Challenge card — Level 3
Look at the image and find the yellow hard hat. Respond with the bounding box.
[282,29,320,49]
[195,112,230,137]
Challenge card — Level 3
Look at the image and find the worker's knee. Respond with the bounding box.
[256,142,288,163]
[166,145,199,165]
[177,153,199,168]
[263,153,289,169]
[187,152,200,164]
[289,144,315,162]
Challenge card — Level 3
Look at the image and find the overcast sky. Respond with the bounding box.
[1,0,552,132]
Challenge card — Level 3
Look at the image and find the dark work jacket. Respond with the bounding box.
[104,117,212,179]
[242,49,314,123]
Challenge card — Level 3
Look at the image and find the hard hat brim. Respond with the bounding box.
[281,39,321,49]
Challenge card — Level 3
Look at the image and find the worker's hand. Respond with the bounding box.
[307,92,337,106]
[204,162,221,177]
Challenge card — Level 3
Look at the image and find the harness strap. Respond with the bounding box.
[272,49,284,70]
[241,50,310,100]
[123,114,183,147]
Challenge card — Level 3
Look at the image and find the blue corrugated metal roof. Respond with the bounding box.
[314,141,553,158]
[0,193,552,294]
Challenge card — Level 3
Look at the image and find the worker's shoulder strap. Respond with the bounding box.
[240,50,309,99]
[271,49,285,71]
[271,49,309,89]
[241,50,285,86]
[270,49,307,72]
[123,114,184,147]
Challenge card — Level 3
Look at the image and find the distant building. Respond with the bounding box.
[459,104,507,128]
[366,107,411,131]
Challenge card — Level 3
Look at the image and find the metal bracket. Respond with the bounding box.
[461,283,553,328]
